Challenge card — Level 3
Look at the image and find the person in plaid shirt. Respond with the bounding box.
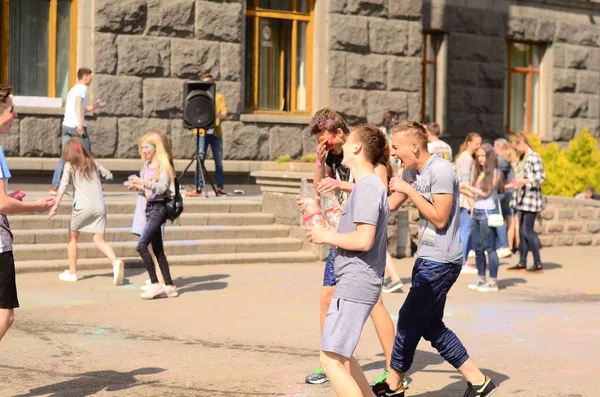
[507,132,546,273]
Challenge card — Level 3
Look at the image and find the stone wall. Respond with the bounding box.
[424,0,600,147]
[327,0,424,125]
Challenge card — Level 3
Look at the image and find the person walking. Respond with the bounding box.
[127,131,178,299]
[48,138,124,284]
[375,121,497,397]
[455,133,482,274]
[507,132,546,273]
[460,144,503,292]
[185,74,228,197]
[1,84,56,342]
[495,138,519,253]
[426,122,453,161]
[49,68,106,194]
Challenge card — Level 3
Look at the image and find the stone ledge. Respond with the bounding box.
[240,114,312,125]
[14,106,64,116]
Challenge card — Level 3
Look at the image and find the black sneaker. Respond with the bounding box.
[372,380,405,397]
[305,366,328,384]
[506,263,526,271]
[463,376,497,397]
[526,264,543,274]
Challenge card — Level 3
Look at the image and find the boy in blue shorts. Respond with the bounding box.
[301,124,390,395]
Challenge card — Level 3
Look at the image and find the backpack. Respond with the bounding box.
[166,177,184,222]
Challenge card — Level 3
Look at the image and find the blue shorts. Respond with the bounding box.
[323,248,336,287]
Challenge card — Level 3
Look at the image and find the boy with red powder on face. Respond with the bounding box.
[304,108,399,388]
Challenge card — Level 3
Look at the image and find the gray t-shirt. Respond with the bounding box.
[334,174,389,305]
[402,155,463,264]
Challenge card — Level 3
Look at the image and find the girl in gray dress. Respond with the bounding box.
[49,138,125,285]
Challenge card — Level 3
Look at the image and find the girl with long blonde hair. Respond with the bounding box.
[127,131,177,299]
[49,138,124,284]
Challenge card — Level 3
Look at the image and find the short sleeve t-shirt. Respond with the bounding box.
[334,174,389,305]
[63,83,88,128]
[0,146,13,253]
[427,140,453,162]
[402,155,462,264]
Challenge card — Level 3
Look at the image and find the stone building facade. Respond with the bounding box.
[2,0,599,160]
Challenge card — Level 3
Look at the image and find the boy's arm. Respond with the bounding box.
[0,179,54,214]
[309,223,376,252]
[314,141,334,187]
[389,191,408,211]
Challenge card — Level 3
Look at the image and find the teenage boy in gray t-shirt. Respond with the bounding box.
[301,124,389,396]
[372,121,496,397]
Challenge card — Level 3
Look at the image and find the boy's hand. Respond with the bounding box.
[36,197,56,213]
[389,177,412,195]
[304,226,329,245]
[296,196,320,212]
[317,177,340,193]
[316,140,327,165]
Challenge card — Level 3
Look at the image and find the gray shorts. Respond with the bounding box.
[321,297,373,358]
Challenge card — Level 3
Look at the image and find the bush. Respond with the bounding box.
[528,128,600,197]
[275,154,291,164]
[301,154,317,163]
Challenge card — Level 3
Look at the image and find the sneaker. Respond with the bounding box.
[383,280,404,293]
[49,187,58,195]
[217,188,228,196]
[371,370,390,387]
[113,260,124,285]
[477,282,499,292]
[140,283,165,300]
[372,380,405,397]
[382,277,392,287]
[468,280,486,290]
[507,263,526,272]
[526,264,543,274]
[58,270,77,282]
[461,263,478,274]
[468,250,476,258]
[462,376,497,397]
[140,279,151,291]
[305,366,328,384]
[164,285,179,298]
[496,247,512,259]
[185,190,201,197]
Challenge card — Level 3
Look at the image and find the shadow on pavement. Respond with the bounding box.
[173,274,230,295]
[13,367,166,397]
[410,369,509,397]
[498,278,527,290]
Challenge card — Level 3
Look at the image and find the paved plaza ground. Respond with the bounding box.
[1,246,598,397]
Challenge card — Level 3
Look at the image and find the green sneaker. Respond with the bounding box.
[370,370,409,389]
[305,366,328,384]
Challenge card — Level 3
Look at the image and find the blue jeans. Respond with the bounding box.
[470,209,500,280]
[495,194,509,250]
[390,258,469,373]
[51,126,91,188]
[136,201,173,285]
[196,134,224,189]
[459,208,472,263]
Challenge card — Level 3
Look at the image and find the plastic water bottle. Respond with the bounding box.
[299,179,326,228]
[321,191,341,229]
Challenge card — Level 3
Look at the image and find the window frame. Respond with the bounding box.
[505,40,541,134]
[421,32,442,123]
[0,0,78,99]
[245,0,313,116]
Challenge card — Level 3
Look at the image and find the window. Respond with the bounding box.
[0,0,78,99]
[505,41,543,134]
[422,33,442,123]
[245,0,313,114]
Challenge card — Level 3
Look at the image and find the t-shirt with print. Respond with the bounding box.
[0,146,13,253]
[428,140,453,162]
[325,151,353,204]
[402,155,462,264]
[63,83,88,128]
[334,174,389,305]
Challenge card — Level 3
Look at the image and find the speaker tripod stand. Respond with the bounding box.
[180,130,219,198]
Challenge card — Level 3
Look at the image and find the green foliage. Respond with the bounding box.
[301,154,317,163]
[529,128,600,197]
[275,154,291,164]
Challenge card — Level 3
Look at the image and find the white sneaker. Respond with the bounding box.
[468,280,486,290]
[496,247,512,259]
[113,260,124,285]
[164,285,179,298]
[461,263,478,274]
[468,250,476,258]
[140,283,165,300]
[140,279,151,291]
[58,270,78,282]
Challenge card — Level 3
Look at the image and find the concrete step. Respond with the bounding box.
[12,224,291,244]
[15,251,319,274]
[7,212,275,230]
[12,237,304,261]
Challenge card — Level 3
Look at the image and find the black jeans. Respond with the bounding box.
[136,201,173,285]
[519,210,542,268]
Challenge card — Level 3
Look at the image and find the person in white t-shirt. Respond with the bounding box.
[49,68,106,194]
[426,122,453,162]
